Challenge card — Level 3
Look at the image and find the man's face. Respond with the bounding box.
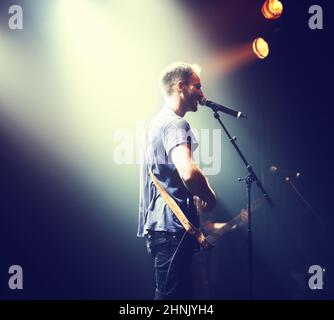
[183,73,204,112]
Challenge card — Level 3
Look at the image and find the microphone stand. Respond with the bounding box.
[209,106,274,299]
[284,177,325,227]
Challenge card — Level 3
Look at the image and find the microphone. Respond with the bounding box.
[269,165,278,173]
[199,97,248,119]
[269,165,302,179]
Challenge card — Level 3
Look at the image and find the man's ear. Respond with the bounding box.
[176,80,185,93]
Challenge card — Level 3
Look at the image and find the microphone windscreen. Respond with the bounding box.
[269,165,278,173]
[199,97,207,106]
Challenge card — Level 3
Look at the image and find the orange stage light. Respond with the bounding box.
[252,37,269,59]
[262,0,283,20]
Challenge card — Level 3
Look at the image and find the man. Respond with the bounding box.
[138,62,216,300]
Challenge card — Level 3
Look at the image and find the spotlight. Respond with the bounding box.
[262,0,283,20]
[252,37,269,59]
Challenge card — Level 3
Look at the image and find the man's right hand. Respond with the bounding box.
[195,194,216,213]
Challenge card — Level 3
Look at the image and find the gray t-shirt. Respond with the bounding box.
[137,108,199,237]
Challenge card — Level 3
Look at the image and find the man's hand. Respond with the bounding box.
[194,195,215,213]
[239,208,248,225]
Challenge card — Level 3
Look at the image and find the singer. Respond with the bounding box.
[137,62,217,299]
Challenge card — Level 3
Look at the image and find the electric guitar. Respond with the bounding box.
[192,197,265,299]
[205,197,265,246]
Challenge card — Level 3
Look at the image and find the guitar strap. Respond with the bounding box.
[148,167,213,250]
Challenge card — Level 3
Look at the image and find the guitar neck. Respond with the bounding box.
[206,214,242,246]
[205,197,264,247]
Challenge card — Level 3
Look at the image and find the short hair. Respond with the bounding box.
[160,62,198,96]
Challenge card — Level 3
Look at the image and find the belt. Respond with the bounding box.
[147,230,184,236]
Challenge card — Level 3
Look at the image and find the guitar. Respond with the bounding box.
[192,197,265,299]
[204,197,265,246]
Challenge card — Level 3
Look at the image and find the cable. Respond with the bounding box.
[161,230,187,299]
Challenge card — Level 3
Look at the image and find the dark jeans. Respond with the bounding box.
[146,230,197,300]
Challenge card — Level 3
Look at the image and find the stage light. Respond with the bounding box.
[252,37,269,59]
[262,0,283,20]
